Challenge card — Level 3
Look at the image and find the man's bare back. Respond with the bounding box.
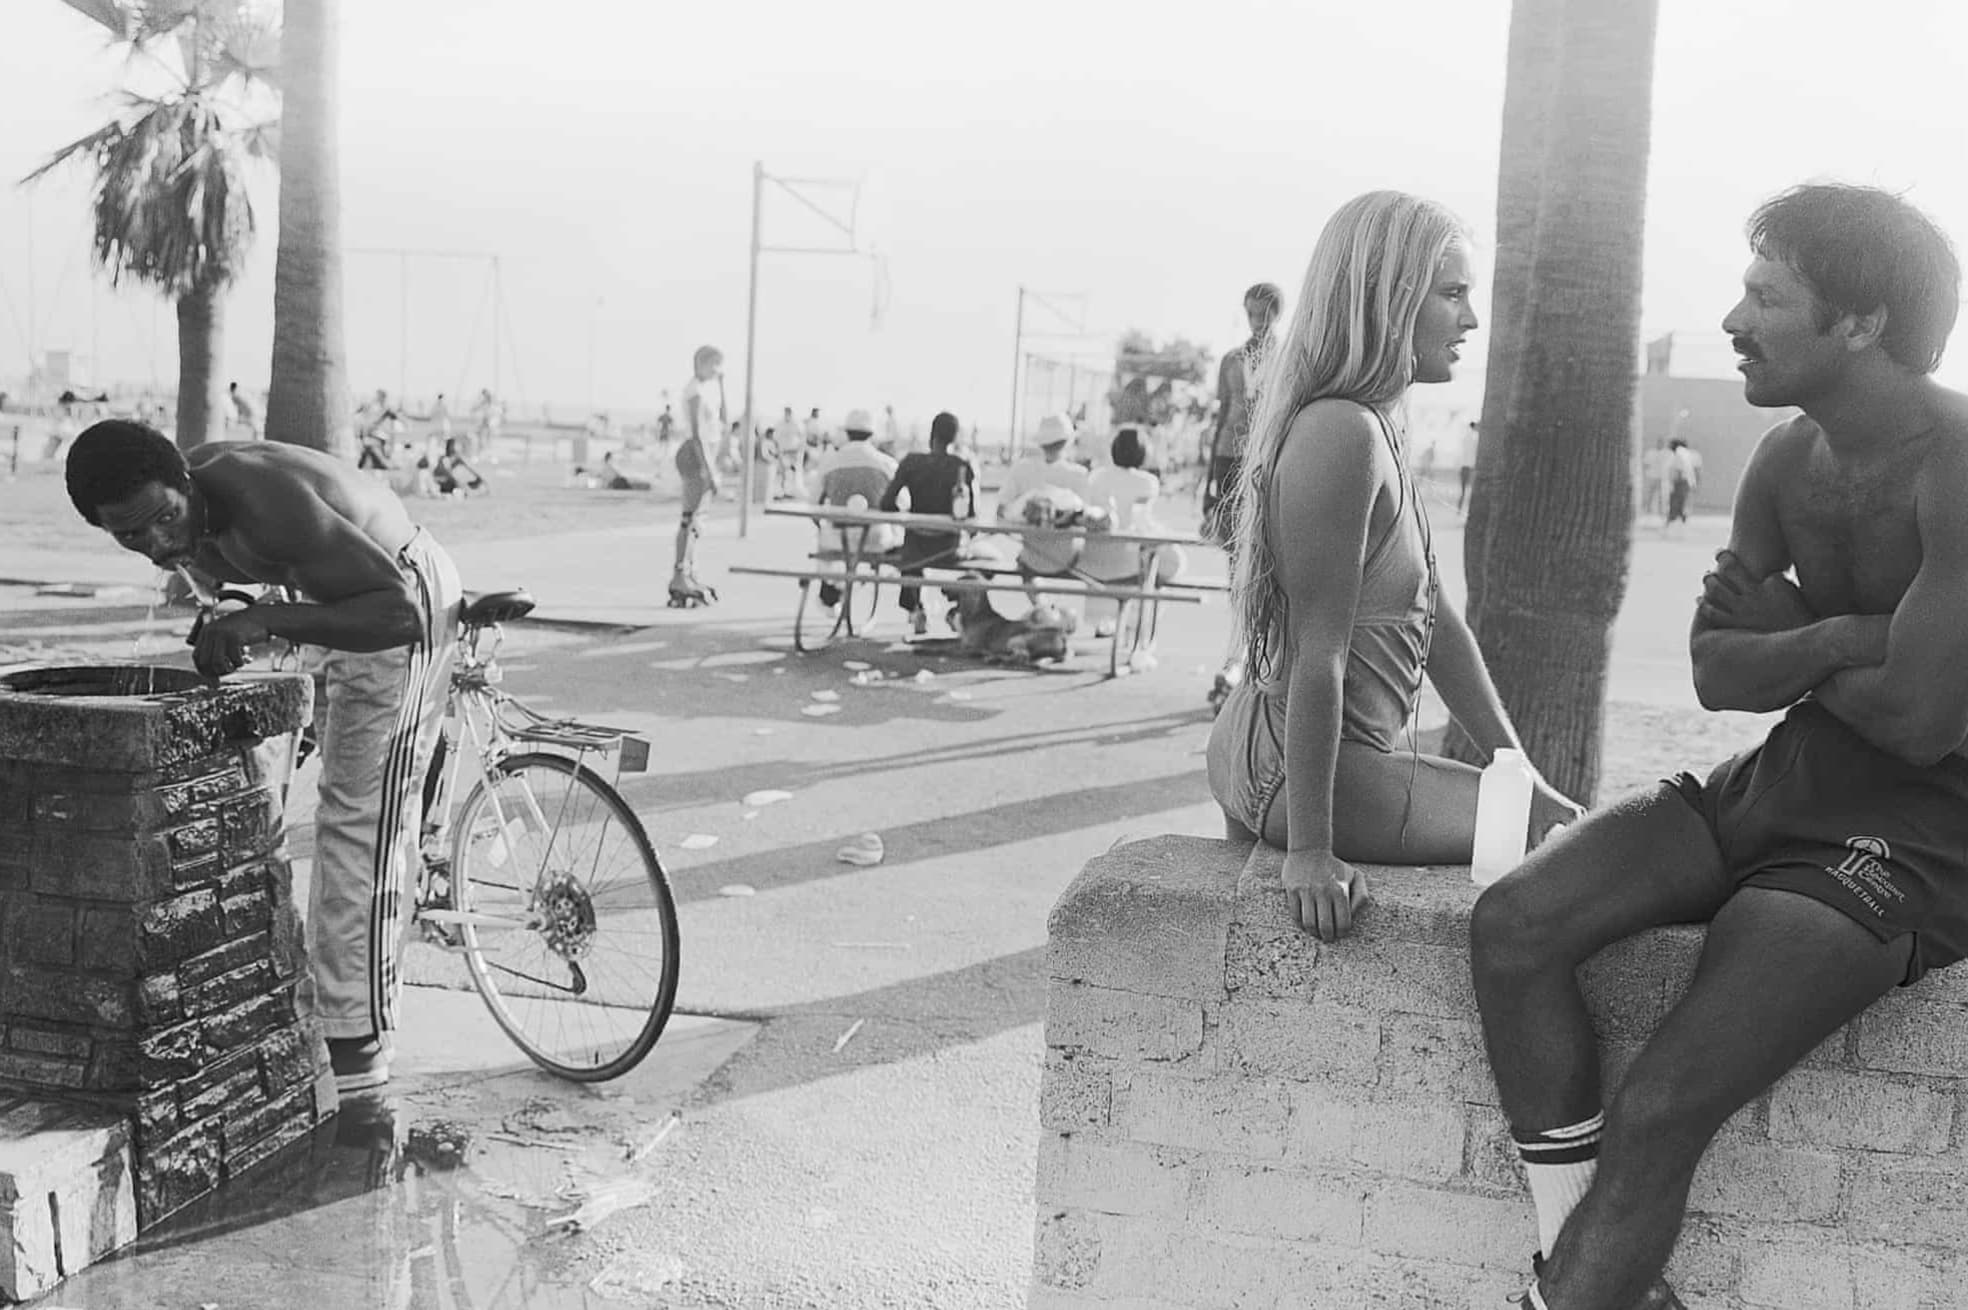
[186,441,420,604]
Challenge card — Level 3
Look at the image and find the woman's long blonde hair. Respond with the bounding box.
[1228,190,1470,682]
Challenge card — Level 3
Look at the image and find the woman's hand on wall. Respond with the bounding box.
[1528,777,1586,851]
[1281,849,1372,942]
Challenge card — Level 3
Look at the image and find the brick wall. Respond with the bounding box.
[1033,836,1968,1310]
[0,669,336,1232]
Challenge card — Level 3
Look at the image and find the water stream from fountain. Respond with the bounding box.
[134,568,165,695]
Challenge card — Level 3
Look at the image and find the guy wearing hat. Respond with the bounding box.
[1001,412,1091,503]
[813,408,899,612]
[997,412,1092,602]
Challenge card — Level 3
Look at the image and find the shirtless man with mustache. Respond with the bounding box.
[1476,182,1968,1309]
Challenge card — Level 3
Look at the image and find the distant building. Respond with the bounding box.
[1637,331,1792,515]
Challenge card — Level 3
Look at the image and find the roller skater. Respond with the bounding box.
[668,509,718,608]
[670,344,725,608]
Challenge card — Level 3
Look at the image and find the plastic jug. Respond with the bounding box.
[1470,748,1536,888]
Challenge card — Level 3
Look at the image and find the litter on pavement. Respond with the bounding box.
[742,788,794,807]
[624,1111,682,1164]
[679,833,719,850]
[718,883,757,897]
[801,703,842,717]
[590,1251,687,1300]
[548,1176,656,1233]
[836,832,884,865]
[833,1018,865,1053]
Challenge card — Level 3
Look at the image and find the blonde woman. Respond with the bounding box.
[1206,190,1582,942]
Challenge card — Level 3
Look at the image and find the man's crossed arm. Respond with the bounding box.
[1692,429,1968,765]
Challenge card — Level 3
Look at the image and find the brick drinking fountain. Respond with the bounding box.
[0,665,337,1298]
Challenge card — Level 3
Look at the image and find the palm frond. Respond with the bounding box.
[27,89,261,297]
[58,0,132,39]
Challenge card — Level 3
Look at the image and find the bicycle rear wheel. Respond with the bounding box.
[450,752,679,1080]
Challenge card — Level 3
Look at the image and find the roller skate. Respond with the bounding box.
[668,572,718,608]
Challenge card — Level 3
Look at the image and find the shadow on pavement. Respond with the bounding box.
[663,768,1211,903]
[618,708,1203,815]
[687,946,1050,1108]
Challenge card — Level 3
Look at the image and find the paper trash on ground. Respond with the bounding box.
[741,789,794,807]
[548,1176,656,1233]
[836,832,884,866]
[590,1251,687,1300]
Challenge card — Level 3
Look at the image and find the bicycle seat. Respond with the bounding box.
[460,588,536,626]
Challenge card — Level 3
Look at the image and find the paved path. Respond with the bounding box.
[0,498,1740,1308]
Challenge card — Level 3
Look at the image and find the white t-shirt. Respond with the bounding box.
[998,454,1091,573]
[1080,465,1163,581]
[999,454,1091,506]
[681,376,722,444]
[816,440,901,548]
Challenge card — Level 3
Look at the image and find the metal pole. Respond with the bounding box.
[1007,287,1025,465]
[491,257,503,400]
[738,161,764,537]
[399,252,409,400]
[24,196,34,405]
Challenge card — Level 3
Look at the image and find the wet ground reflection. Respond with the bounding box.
[35,1094,649,1309]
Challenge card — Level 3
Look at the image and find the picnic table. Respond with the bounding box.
[728,502,1221,674]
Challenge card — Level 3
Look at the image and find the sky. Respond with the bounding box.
[3,0,1968,446]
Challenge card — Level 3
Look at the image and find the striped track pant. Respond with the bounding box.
[309,530,461,1039]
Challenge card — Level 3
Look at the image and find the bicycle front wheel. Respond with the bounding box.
[450,752,680,1080]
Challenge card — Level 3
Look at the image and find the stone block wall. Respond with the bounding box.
[0,668,336,1236]
[1033,836,1968,1310]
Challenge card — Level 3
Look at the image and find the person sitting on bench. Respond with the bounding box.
[813,409,898,614]
[997,412,1090,609]
[880,410,977,635]
[1080,425,1184,637]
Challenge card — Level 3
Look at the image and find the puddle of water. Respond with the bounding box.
[42,1095,629,1309]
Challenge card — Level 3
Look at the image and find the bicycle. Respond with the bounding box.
[410,587,680,1082]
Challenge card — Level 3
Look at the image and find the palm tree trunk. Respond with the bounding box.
[174,277,225,451]
[1456,0,1659,803]
[265,0,349,456]
[1444,0,1565,765]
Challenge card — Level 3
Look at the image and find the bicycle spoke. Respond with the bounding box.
[447,753,679,1080]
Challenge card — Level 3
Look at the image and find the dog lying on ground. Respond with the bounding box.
[949,582,1078,664]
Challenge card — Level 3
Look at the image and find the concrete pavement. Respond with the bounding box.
[2,496,1237,1309]
[0,491,1746,1309]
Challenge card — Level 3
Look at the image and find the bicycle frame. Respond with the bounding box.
[416,620,649,942]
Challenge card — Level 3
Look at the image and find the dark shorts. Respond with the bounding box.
[1668,700,1968,985]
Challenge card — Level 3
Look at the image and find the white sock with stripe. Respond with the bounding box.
[1514,1110,1604,1259]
